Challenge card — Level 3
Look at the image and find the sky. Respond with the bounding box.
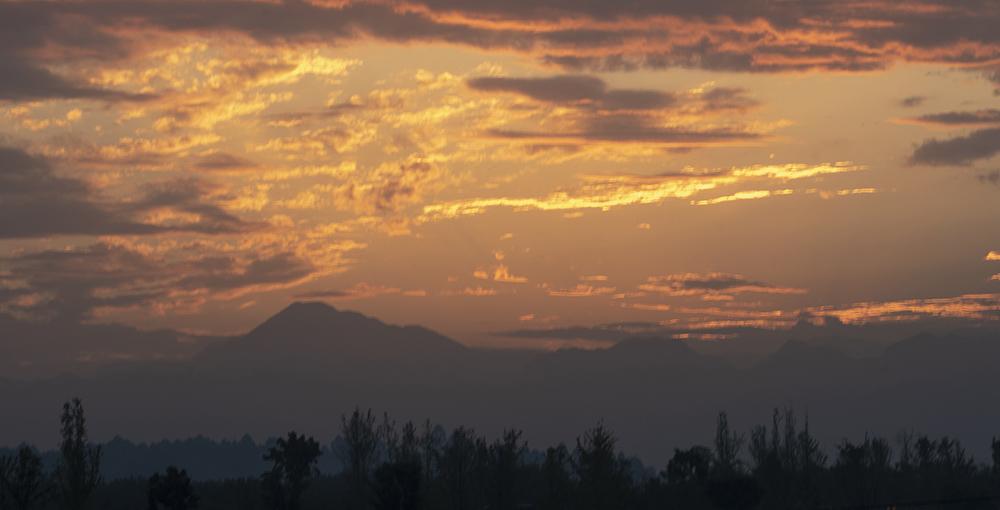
[2,0,1000,349]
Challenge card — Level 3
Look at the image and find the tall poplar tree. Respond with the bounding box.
[53,398,102,510]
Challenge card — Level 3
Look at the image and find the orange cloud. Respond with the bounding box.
[294,282,402,300]
[623,303,671,311]
[438,286,499,296]
[493,264,527,283]
[639,273,808,297]
[546,284,616,297]
[808,294,1000,324]
[421,163,864,220]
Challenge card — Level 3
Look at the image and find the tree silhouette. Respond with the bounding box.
[748,407,825,510]
[832,434,892,507]
[261,432,322,510]
[53,397,102,510]
[337,408,381,510]
[372,458,421,510]
[663,446,712,510]
[485,428,529,510]
[573,421,632,510]
[372,418,421,510]
[148,466,198,510]
[539,444,572,510]
[438,426,485,510]
[991,436,1000,479]
[712,411,744,477]
[705,411,760,510]
[0,445,50,510]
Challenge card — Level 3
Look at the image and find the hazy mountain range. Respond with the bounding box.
[2,301,1000,468]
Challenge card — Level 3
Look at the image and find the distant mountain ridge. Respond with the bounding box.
[193,301,474,384]
[3,302,1000,468]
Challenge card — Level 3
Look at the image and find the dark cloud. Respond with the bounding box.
[468,76,758,113]
[173,252,315,292]
[0,145,261,239]
[978,170,1000,185]
[908,127,1000,166]
[488,114,764,145]
[191,152,261,173]
[334,160,442,214]
[468,76,763,145]
[131,178,261,235]
[0,145,160,238]
[641,273,807,296]
[0,55,153,102]
[2,242,316,322]
[698,87,760,113]
[899,96,927,108]
[901,109,1000,126]
[294,290,348,299]
[0,0,996,79]
[263,97,395,128]
[494,322,663,341]
[468,75,677,110]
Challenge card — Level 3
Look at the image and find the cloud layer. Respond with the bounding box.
[909,127,1000,166]
[0,146,259,239]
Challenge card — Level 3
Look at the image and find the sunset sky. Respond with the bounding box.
[2,0,1000,348]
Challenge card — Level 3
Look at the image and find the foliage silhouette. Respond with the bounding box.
[713,411,745,478]
[0,445,50,510]
[538,444,572,510]
[371,417,421,510]
[148,465,198,510]
[371,459,420,510]
[663,445,713,509]
[337,408,381,510]
[53,397,102,510]
[12,402,1000,509]
[485,428,529,510]
[573,421,632,510]
[438,426,485,510]
[261,432,322,510]
[832,434,892,507]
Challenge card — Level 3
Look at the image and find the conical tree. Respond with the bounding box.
[53,398,102,510]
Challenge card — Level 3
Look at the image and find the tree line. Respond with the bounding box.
[4,400,1000,509]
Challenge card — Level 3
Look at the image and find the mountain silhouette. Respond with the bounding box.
[194,301,475,384]
[3,303,1000,469]
[520,336,726,382]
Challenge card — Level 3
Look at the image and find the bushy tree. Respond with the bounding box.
[148,466,198,510]
[261,432,322,510]
[372,458,421,510]
[372,418,421,510]
[53,397,102,510]
[573,421,632,510]
[832,435,892,507]
[438,426,485,510]
[485,428,529,510]
[662,446,712,510]
[537,443,572,510]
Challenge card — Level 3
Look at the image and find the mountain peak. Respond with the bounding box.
[248,301,384,339]
[193,301,469,382]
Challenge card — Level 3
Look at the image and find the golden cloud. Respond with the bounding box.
[546,284,616,297]
[421,162,864,220]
